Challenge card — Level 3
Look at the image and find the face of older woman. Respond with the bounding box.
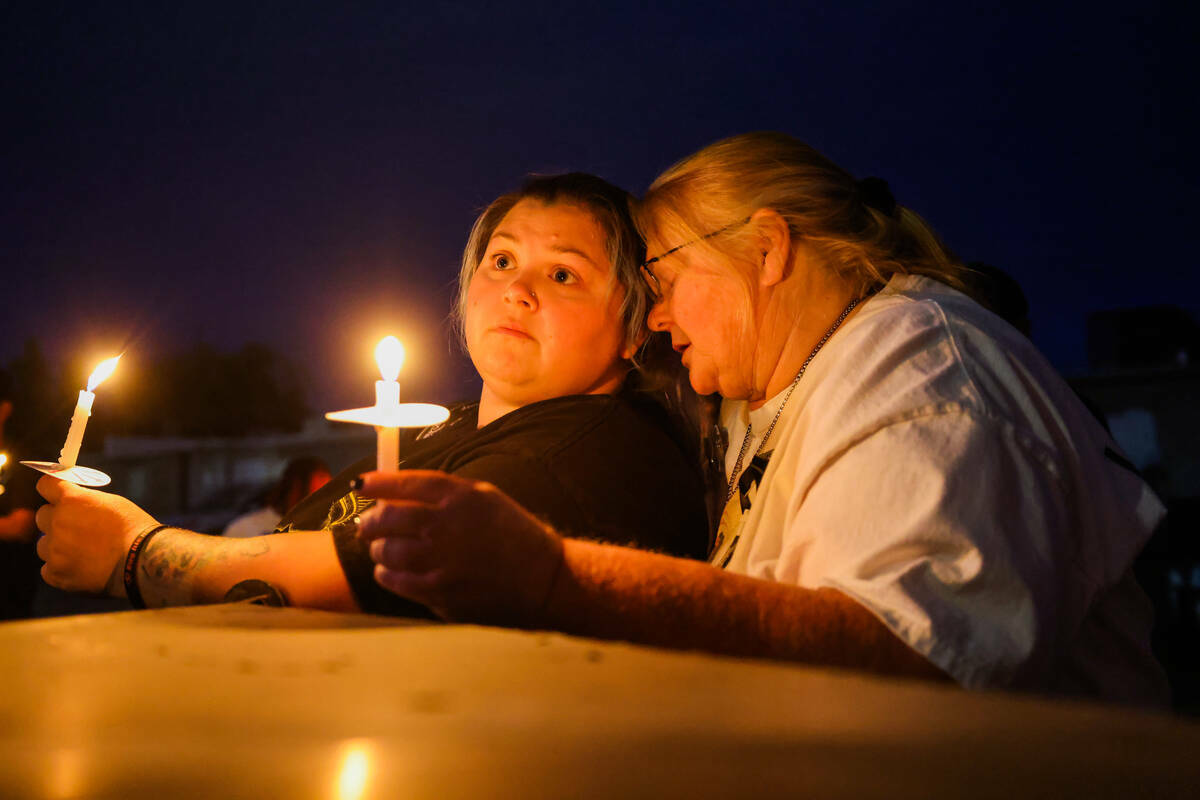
[465,199,634,411]
[645,242,760,399]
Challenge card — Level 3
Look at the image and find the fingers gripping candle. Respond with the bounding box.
[59,355,121,468]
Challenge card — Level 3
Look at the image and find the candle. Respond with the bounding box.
[374,336,404,471]
[325,336,449,472]
[59,355,121,468]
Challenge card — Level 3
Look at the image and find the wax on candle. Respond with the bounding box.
[58,355,121,468]
[58,390,94,468]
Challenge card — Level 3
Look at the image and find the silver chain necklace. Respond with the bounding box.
[724,295,864,503]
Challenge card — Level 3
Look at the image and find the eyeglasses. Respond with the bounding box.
[639,217,751,301]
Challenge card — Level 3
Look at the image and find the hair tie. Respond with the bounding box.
[857,176,897,217]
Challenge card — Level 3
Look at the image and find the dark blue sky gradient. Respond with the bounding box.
[2,2,1195,411]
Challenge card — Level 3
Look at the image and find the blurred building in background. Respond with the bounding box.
[89,417,371,534]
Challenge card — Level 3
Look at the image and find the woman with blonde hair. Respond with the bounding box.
[360,133,1165,705]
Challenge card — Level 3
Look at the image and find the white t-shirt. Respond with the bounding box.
[711,275,1167,705]
[222,507,282,539]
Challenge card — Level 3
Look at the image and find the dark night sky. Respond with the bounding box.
[2,1,1196,413]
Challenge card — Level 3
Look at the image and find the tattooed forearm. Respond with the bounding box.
[137,530,276,607]
[124,527,351,611]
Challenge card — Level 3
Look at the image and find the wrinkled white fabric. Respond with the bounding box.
[715,275,1167,705]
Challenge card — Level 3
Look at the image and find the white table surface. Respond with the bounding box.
[2,603,1197,799]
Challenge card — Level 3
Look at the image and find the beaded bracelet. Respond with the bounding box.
[123,524,170,609]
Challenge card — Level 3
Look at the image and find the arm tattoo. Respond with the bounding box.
[223,579,291,606]
[138,530,273,607]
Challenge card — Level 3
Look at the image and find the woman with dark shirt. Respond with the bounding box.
[35,174,708,614]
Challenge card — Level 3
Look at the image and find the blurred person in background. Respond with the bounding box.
[0,368,43,619]
[222,457,331,539]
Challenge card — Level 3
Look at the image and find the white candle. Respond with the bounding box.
[59,355,120,468]
[376,425,399,472]
[59,390,95,468]
[373,337,404,471]
[325,336,449,465]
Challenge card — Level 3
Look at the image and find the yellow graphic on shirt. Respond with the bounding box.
[710,475,759,568]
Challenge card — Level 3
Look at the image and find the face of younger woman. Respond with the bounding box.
[464,199,634,413]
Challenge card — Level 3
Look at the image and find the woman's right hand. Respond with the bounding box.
[35,476,157,596]
[355,470,565,626]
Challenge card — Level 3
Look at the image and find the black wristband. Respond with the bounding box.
[124,524,170,609]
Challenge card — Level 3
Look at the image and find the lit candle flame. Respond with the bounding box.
[0,453,7,469]
[374,336,405,381]
[85,355,122,393]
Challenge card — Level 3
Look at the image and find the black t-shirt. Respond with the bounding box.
[276,392,708,616]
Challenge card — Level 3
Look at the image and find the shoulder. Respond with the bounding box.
[433,394,662,488]
[412,400,479,444]
[806,276,1087,445]
[771,276,1135,520]
[788,278,988,445]
[486,394,668,457]
[846,274,1025,349]
[839,275,1030,395]
[866,275,1040,372]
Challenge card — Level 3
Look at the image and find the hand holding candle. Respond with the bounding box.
[326,336,449,471]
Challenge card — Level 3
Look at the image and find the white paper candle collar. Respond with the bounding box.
[325,336,449,472]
